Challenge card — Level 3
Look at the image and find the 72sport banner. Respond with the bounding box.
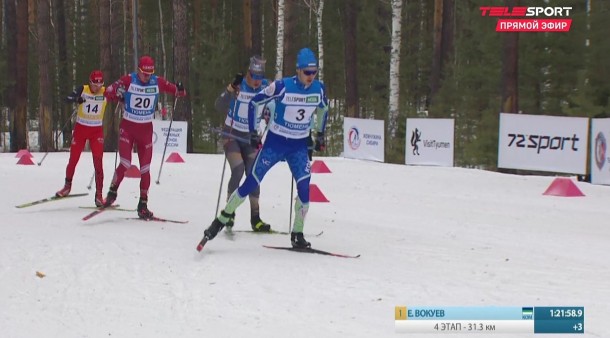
[498,113,589,174]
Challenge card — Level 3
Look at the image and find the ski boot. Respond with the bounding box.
[55,178,72,197]
[103,185,118,207]
[251,215,271,232]
[204,210,231,240]
[137,198,154,219]
[94,191,105,207]
[291,232,311,249]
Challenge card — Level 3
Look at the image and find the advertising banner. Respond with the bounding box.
[498,113,588,174]
[590,118,610,185]
[152,121,188,154]
[405,118,454,166]
[343,117,384,162]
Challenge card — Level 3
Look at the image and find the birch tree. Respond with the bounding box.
[388,0,403,139]
[304,0,325,81]
[275,0,285,79]
[316,0,325,82]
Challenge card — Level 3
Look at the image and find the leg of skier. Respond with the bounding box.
[285,145,312,248]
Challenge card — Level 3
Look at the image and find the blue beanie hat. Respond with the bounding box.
[296,48,318,69]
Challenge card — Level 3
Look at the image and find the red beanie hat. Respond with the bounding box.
[89,70,104,84]
[138,56,155,74]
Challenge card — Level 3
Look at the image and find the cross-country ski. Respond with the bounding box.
[15,193,88,209]
[262,245,360,259]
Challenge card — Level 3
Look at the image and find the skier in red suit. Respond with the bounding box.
[56,70,108,207]
[103,55,186,219]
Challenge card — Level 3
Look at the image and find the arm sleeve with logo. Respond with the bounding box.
[247,80,284,133]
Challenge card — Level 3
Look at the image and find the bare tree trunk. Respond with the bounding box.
[343,0,359,118]
[4,0,17,112]
[55,0,71,148]
[37,0,53,152]
[12,0,28,151]
[282,0,297,77]
[501,0,519,114]
[0,1,3,41]
[251,0,262,56]
[243,0,253,58]
[429,0,443,107]
[158,0,167,114]
[441,0,454,69]
[388,0,403,139]
[158,0,167,78]
[172,0,192,152]
[275,0,285,79]
[99,0,115,152]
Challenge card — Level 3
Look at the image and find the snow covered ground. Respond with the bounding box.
[1,152,608,338]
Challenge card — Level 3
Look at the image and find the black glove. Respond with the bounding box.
[307,133,314,160]
[229,73,244,93]
[175,82,186,97]
[314,132,325,152]
[77,97,86,104]
[250,132,262,149]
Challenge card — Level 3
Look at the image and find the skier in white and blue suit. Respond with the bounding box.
[204,48,329,249]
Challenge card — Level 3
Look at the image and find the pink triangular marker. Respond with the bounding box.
[543,178,585,197]
[311,160,332,174]
[309,184,329,202]
[16,155,35,165]
[15,149,33,158]
[125,165,141,178]
[166,152,185,163]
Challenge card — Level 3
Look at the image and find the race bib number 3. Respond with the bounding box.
[284,106,314,124]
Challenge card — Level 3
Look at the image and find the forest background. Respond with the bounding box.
[0,0,608,168]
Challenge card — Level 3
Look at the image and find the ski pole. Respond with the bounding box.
[86,171,95,190]
[212,73,243,210]
[112,102,122,171]
[37,110,76,166]
[155,96,180,185]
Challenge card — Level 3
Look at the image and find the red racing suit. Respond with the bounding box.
[104,73,179,200]
[65,85,107,193]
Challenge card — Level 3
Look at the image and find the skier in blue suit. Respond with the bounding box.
[204,48,329,248]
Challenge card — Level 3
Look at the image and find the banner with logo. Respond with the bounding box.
[405,118,454,166]
[152,120,188,154]
[343,117,384,162]
[498,113,588,174]
[590,118,610,185]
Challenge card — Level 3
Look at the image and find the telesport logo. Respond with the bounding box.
[348,127,361,150]
[480,6,572,32]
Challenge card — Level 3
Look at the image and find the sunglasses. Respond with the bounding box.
[138,68,154,76]
[303,69,318,76]
[90,80,104,85]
